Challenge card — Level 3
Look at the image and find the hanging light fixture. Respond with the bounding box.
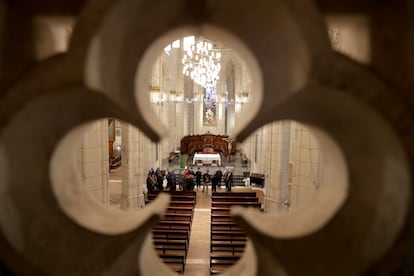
[181,37,222,89]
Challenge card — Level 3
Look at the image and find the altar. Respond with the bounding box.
[180,133,236,156]
[193,153,221,166]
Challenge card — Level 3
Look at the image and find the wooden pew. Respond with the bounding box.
[211,207,231,215]
[211,222,240,232]
[211,214,234,222]
[149,191,195,273]
[149,191,197,205]
[211,206,262,215]
[153,239,188,257]
[155,221,192,232]
[151,190,196,197]
[212,192,256,197]
[168,201,196,208]
[159,254,185,273]
[152,229,189,242]
[163,213,193,222]
[211,202,261,208]
[211,196,259,203]
[146,199,195,208]
[211,231,247,242]
[148,194,196,202]
[210,241,246,254]
[210,254,241,275]
[209,191,260,274]
[166,206,194,215]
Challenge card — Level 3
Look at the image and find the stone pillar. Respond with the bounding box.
[193,100,202,135]
[260,122,323,212]
[263,123,282,212]
[277,121,291,212]
[164,101,179,162]
[150,56,161,89]
[80,120,109,205]
[289,122,322,210]
[120,124,142,209]
[176,100,185,138]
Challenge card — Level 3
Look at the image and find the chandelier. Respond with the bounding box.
[181,37,222,89]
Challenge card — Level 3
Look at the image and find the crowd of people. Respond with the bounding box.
[146,167,233,194]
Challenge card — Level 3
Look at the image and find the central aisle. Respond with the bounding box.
[184,189,212,276]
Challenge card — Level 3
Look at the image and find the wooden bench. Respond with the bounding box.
[212,192,256,197]
[163,213,193,222]
[211,206,262,215]
[166,206,194,215]
[149,194,196,202]
[210,241,246,254]
[211,202,261,208]
[211,214,234,222]
[210,254,241,274]
[152,229,190,242]
[211,231,247,242]
[153,239,188,257]
[149,191,195,273]
[211,222,240,232]
[155,221,192,232]
[146,199,195,208]
[148,191,197,206]
[208,192,259,274]
[159,254,185,273]
[211,207,231,215]
[168,200,196,208]
[211,196,259,203]
[151,190,196,197]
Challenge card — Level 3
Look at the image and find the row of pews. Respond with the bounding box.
[210,192,261,274]
[146,190,196,273]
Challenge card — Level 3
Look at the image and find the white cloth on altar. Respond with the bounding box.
[193,153,221,166]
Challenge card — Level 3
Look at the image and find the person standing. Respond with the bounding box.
[189,167,195,177]
[215,169,223,189]
[195,168,202,189]
[167,170,177,191]
[146,172,154,196]
[225,169,233,192]
[211,174,218,193]
[202,170,211,193]
[183,169,190,190]
[156,170,163,191]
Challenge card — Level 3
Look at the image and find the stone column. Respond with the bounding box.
[80,120,109,205]
[277,121,291,212]
[120,124,142,209]
[167,102,177,158]
[263,123,282,212]
[289,122,322,210]
[256,122,292,213]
